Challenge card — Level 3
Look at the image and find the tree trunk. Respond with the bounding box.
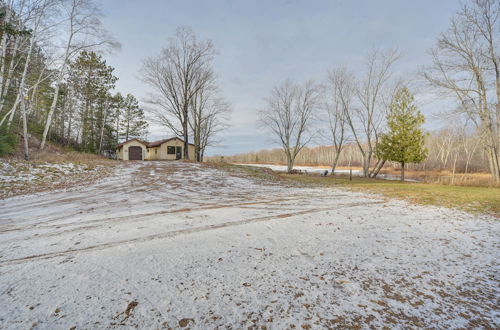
[0,0,13,97]
[98,102,108,155]
[183,109,189,160]
[371,159,386,178]
[21,97,29,161]
[0,34,21,114]
[41,34,75,149]
[401,161,405,182]
[40,72,63,149]
[6,32,35,130]
[115,114,120,144]
[451,153,459,185]
[330,150,341,176]
[195,145,201,162]
[487,145,500,182]
[362,150,373,177]
[286,152,293,173]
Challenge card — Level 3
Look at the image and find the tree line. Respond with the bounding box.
[0,0,148,159]
[252,0,499,183]
[218,127,489,174]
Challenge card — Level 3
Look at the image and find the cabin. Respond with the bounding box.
[116,137,195,161]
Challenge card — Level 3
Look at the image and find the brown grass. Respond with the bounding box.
[9,135,115,167]
[28,150,114,167]
[378,168,495,187]
[281,173,500,216]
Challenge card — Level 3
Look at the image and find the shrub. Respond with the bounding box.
[0,132,18,157]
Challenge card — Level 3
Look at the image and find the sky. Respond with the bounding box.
[96,0,462,156]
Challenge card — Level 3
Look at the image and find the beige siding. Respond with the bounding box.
[158,139,195,160]
[116,140,147,160]
[146,147,161,160]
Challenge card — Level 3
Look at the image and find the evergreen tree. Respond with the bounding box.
[120,94,148,141]
[68,51,117,153]
[111,92,124,144]
[377,87,427,181]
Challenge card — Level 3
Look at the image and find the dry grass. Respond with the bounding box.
[282,173,500,216]
[6,136,117,168]
[378,168,496,187]
[8,135,115,168]
[205,162,283,182]
[28,150,115,168]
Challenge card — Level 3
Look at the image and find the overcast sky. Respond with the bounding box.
[97,0,462,156]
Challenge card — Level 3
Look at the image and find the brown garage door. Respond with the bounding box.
[129,146,142,160]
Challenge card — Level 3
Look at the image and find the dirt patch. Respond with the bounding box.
[113,301,138,322]
[178,318,194,327]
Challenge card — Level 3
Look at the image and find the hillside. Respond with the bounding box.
[0,135,115,199]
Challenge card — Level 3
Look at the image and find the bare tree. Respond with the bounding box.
[324,67,353,174]
[0,0,26,115]
[141,27,215,160]
[345,49,400,177]
[6,0,60,127]
[424,0,500,182]
[459,126,481,175]
[259,80,319,173]
[189,85,230,162]
[40,0,120,149]
[0,0,58,128]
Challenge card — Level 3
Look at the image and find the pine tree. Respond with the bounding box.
[68,51,117,152]
[377,87,427,181]
[120,94,148,141]
[111,92,124,144]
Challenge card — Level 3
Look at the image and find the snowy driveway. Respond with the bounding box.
[0,162,498,328]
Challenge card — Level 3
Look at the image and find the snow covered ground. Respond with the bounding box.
[0,161,498,329]
[0,160,107,198]
[0,160,90,183]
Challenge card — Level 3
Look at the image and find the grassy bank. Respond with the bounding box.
[215,163,499,216]
[1,137,116,199]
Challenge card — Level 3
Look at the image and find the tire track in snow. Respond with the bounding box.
[0,194,352,236]
[0,201,385,267]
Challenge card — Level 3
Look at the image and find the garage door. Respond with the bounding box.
[129,146,142,160]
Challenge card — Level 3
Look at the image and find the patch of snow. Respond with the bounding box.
[0,160,101,190]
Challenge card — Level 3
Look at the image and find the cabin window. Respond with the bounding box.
[167,146,176,154]
[155,148,158,155]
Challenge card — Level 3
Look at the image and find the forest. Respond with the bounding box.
[0,0,150,159]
